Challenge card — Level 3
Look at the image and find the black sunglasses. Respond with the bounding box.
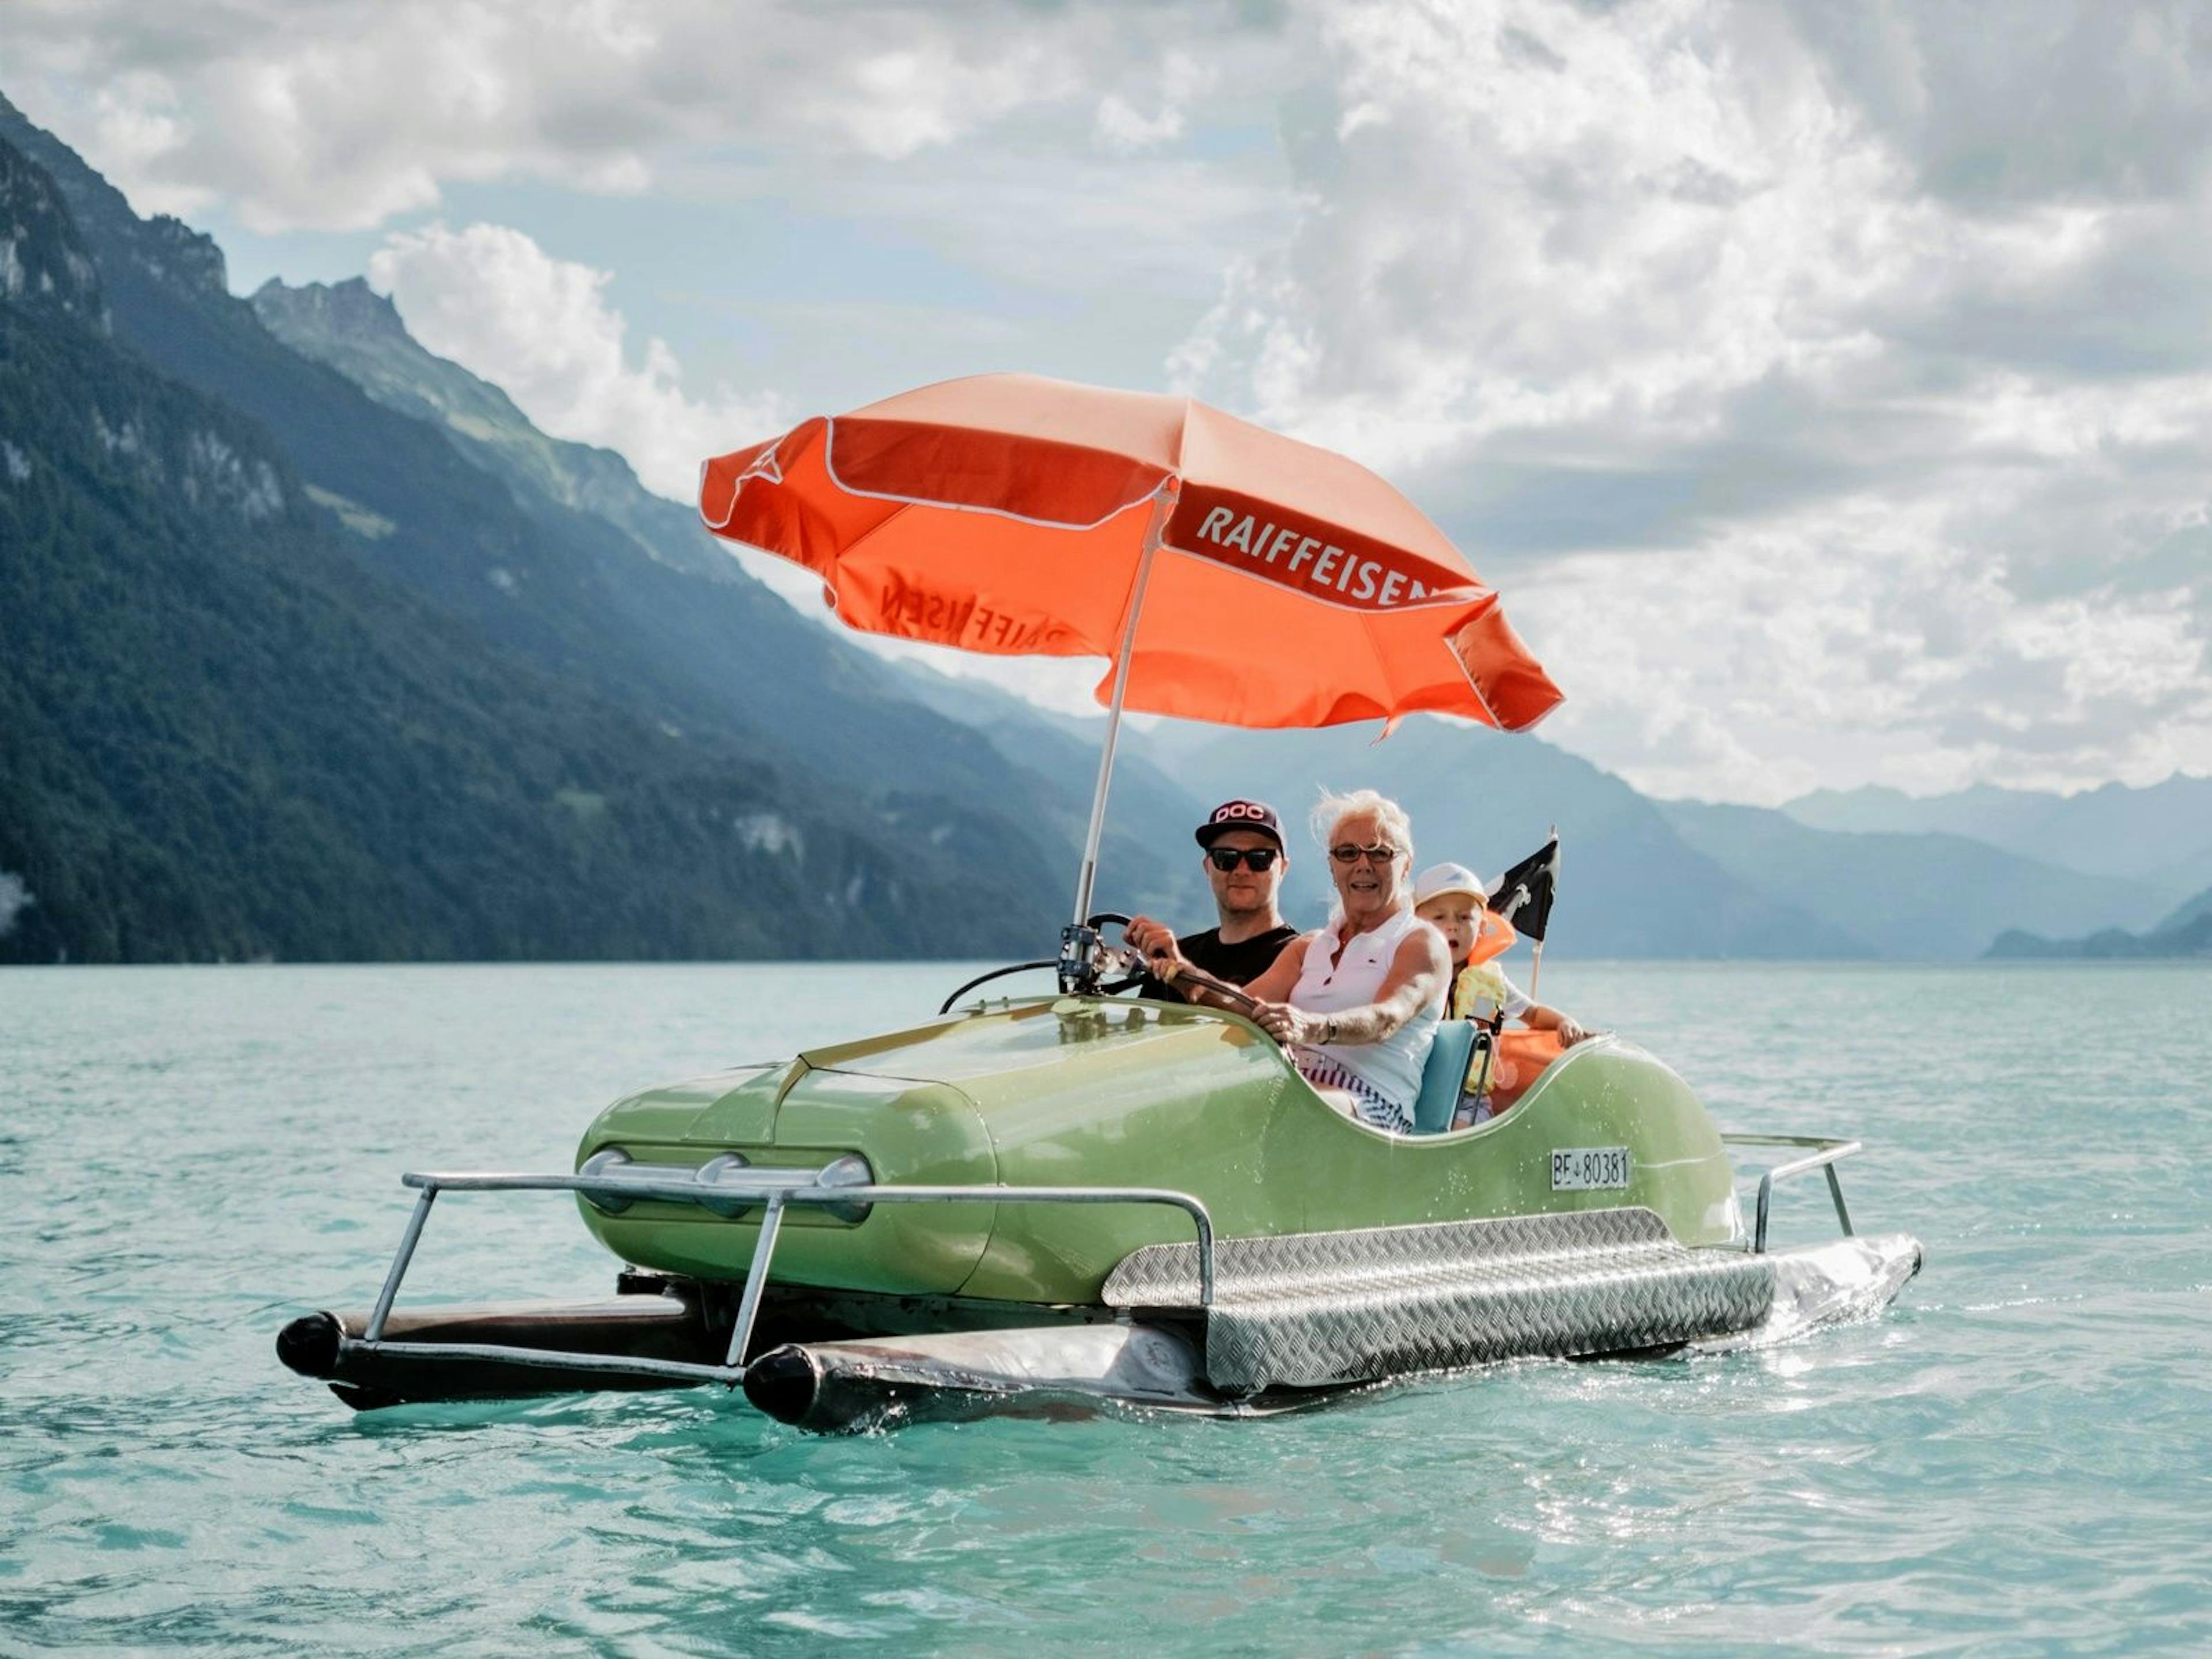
[1207,846,1280,872]
[1329,843,1400,865]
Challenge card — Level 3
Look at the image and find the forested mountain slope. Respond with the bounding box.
[0,128,1051,961]
[1,92,1230,959]
[246,274,1205,922]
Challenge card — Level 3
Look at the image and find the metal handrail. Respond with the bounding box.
[1719,1132,1860,1253]
[352,1163,1217,1388]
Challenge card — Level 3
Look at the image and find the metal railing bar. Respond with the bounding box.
[1760,1143,1864,1184]
[363,1187,436,1343]
[403,1169,804,1199]
[344,1338,741,1386]
[1730,1138,1863,1255]
[724,1195,786,1368]
[354,1174,1218,1378]
[1823,1163,1855,1238]
[397,1171,1214,1301]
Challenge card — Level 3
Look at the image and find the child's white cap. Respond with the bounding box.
[1413,862,1488,906]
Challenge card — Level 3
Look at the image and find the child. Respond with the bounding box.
[1412,862,1596,1126]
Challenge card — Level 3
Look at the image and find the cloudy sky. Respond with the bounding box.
[6,0,2209,802]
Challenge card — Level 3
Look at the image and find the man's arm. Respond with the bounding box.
[1130,921,1310,1013]
[1123,915,1197,1001]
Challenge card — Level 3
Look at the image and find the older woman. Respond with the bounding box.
[1135,789,1449,1134]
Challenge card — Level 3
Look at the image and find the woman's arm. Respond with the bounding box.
[1251,926,1448,1047]
[1237,934,1311,1005]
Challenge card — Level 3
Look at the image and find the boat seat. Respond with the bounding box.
[1410,1020,1478,1134]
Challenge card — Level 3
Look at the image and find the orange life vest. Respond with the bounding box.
[1467,908,1517,966]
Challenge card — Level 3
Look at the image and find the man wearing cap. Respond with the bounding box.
[1124,800,1300,1001]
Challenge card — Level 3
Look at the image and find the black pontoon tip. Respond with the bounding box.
[741,1344,823,1426]
[276,1311,343,1378]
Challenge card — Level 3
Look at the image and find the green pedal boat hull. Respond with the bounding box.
[573,997,1742,1306]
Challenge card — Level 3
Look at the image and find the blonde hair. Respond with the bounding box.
[1310,787,1414,865]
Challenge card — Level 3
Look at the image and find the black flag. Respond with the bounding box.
[1490,835,1559,942]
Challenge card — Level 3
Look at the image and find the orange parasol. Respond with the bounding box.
[698,373,1562,929]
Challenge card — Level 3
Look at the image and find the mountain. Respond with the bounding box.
[1782,776,2212,892]
[1658,801,2174,959]
[248,276,734,584]
[1141,718,1870,958]
[884,663,1209,918]
[3,100,1226,960]
[1986,884,2212,960]
[247,274,1207,924]
[0,96,1014,827]
[2158,885,2212,933]
[0,130,1026,962]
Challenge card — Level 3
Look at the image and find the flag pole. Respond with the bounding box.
[1527,823,1556,1000]
[1071,479,1179,927]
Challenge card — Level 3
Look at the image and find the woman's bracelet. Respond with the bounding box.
[1321,1016,1338,1044]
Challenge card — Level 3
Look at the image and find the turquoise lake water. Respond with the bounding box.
[2,960,2207,1655]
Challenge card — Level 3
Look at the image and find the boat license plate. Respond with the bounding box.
[1551,1146,1630,1191]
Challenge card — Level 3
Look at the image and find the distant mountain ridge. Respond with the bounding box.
[1657,801,2173,959]
[1783,776,2212,893]
[1986,880,2212,960]
[1139,718,1872,959]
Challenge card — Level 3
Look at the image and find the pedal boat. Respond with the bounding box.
[277,982,1922,1431]
[279,374,1923,1429]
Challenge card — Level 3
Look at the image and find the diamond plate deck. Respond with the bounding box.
[1103,1208,1777,1393]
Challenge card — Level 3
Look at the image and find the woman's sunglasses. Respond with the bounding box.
[1207,846,1280,872]
[1328,843,1400,865]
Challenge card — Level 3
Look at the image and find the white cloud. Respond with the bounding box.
[368,222,782,500]
[0,1,1270,232]
[1094,52,1217,153]
[1515,503,2210,804]
[1169,0,2212,798]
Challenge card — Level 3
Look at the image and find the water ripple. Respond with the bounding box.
[2,961,2209,1654]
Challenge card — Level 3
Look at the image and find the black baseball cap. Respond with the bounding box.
[1194,798,1285,852]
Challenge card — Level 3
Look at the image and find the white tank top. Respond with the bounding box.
[1289,904,1441,1112]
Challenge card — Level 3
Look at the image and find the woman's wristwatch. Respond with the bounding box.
[1320,1016,1338,1044]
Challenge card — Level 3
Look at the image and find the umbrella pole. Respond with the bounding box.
[1072,480,1179,926]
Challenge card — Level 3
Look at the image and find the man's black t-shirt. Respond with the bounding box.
[1137,924,1300,1001]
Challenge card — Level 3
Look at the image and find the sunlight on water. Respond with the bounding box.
[2,961,2208,1654]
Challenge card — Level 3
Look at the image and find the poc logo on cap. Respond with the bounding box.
[1214,801,1268,822]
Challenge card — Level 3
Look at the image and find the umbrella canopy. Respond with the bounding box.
[699,373,1561,732]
